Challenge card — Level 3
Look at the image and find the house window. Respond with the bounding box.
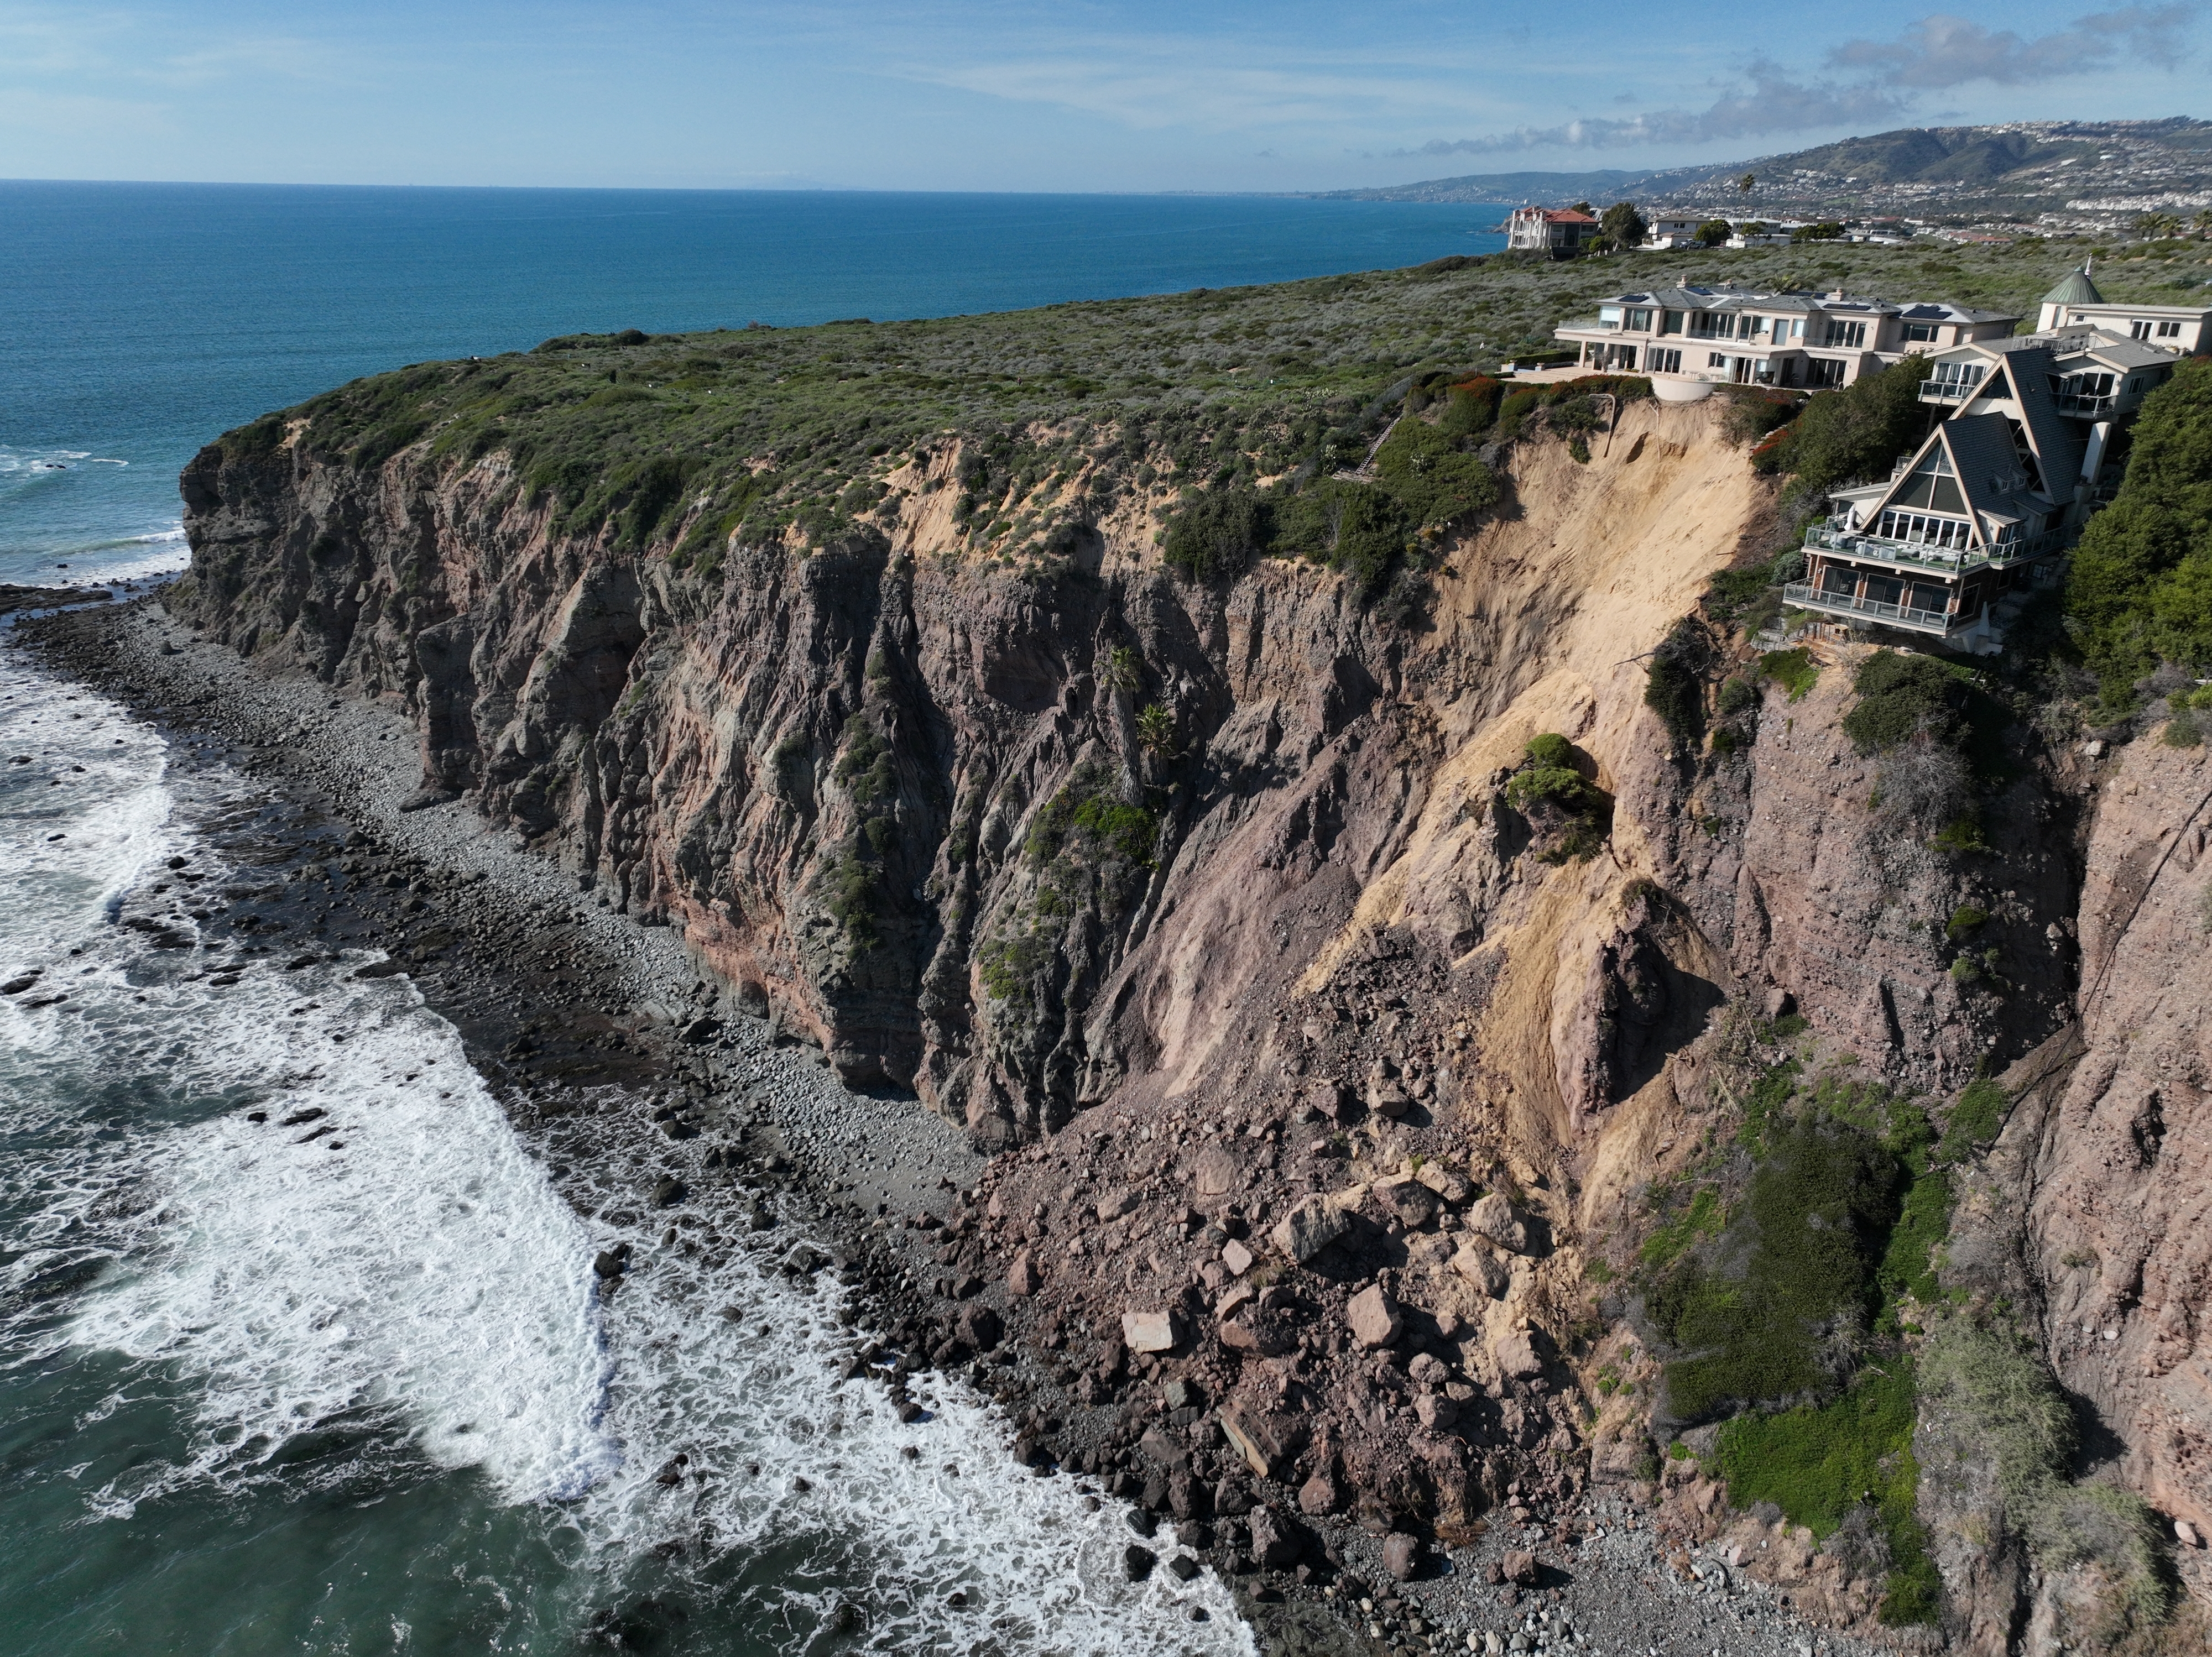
[1649,348,1682,374]
[1891,446,1968,515]
[2157,320,2183,338]
[1903,322,1940,343]
[1877,510,1971,551]
[1660,310,1684,334]
[1708,352,1728,368]
[1820,319,1869,349]
[1820,564,1858,596]
[1806,359,1846,388]
[1910,583,1951,616]
[1929,360,1985,396]
[1624,309,1653,331]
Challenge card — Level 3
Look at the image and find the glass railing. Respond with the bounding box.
[1918,380,1978,402]
[2053,393,2116,417]
[1804,521,2065,571]
[1783,583,1954,633]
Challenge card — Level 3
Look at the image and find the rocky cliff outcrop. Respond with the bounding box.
[172,388,2210,1640]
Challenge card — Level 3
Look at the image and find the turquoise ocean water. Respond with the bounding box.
[0,184,1504,1656]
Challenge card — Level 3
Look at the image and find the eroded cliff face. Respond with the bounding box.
[173,393,2210,1634]
[2028,737,2212,1606]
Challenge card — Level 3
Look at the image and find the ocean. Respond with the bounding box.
[0,182,1504,1656]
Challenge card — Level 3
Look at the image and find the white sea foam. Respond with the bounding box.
[2,647,1254,1653]
[565,1131,1256,1655]
[67,970,619,1513]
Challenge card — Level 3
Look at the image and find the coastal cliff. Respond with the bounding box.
[166,284,2209,1649]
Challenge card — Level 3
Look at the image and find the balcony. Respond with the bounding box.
[1918,379,1979,404]
[1804,521,2067,574]
[2053,393,2116,417]
[1784,582,1955,635]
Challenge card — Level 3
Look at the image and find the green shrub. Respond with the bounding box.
[1712,1365,1938,1624]
[1945,903,1989,939]
[1371,416,1500,527]
[1163,487,1270,582]
[2163,710,2204,745]
[1653,1118,1899,1421]
[1718,676,1757,715]
[1918,1313,2172,1631]
[1931,815,1992,855]
[1639,1185,1724,1268]
[1762,356,1933,500]
[1439,378,1501,438]
[1504,766,1591,811]
[1938,1077,2010,1162]
[1843,651,1971,751]
[2064,358,2212,696]
[1524,732,1576,769]
[1759,647,1819,701]
[1645,621,1709,748]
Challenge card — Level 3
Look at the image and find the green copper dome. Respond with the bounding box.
[2042,266,2105,307]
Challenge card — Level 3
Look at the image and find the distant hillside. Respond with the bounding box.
[1323,118,2212,231]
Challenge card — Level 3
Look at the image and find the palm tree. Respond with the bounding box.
[1736,173,1756,194]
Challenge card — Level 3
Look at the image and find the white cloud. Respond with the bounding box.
[1404,62,1909,156]
[1828,6,2194,87]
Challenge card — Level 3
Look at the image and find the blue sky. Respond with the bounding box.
[1,1,2204,192]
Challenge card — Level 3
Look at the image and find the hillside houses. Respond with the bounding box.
[1781,269,2207,652]
[1551,284,2015,388]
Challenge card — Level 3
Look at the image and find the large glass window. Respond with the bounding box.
[1820,319,1869,348]
[1624,309,1653,331]
[1929,360,1985,395]
[1648,347,1682,374]
[1891,447,1968,514]
[1877,510,1971,551]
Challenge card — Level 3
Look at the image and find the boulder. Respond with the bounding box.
[1097,1189,1138,1222]
[1218,1403,1307,1480]
[1139,1426,1189,1468]
[1297,1470,1342,1516]
[1501,1548,1539,1586]
[1192,1146,1241,1198]
[1452,1244,1509,1298]
[1415,1392,1459,1429]
[1383,1531,1422,1583]
[1269,1195,1351,1263]
[1121,1308,1183,1355]
[651,1175,688,1209]
[1464,1193,1529,1253]
[1415,1162,1473,1204]
[1316,1080,1359,1124]
[1493,1327,1545,1381]
[1371,1178,1437,1228]
[1407,1351,1449,1386]
[1248,1505,1302,1569]
[1007,1250,1042,1298]
[1123,1544,1156,1582]
[1346,1284,1402,1350]
[956,1303,1003,1352]
[1221,1238,1255,1277]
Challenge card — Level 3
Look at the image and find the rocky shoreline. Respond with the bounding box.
[9,592,1908,1657]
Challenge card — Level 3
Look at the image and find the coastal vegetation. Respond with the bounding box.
[260,238,2179,602]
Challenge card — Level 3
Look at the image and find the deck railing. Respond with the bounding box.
[1783,583,1955,633]
[1804,521,2066,572]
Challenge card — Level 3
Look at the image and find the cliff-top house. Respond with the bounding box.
[1506,206,1600,255]
[1551,283,2016,390]
[1543,267,2212,654]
